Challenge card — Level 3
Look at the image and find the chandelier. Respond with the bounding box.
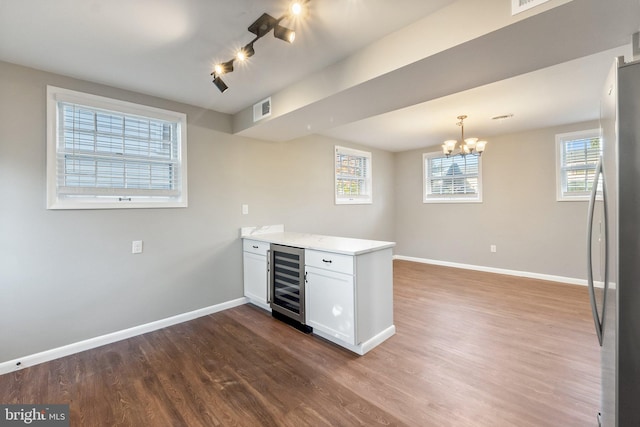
[441,115,487,157]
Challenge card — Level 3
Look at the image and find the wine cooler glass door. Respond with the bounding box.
[270,244,305,324]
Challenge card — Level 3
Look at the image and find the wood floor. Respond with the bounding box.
[0,261,600,426]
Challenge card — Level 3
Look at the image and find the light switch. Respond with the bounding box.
[242,204,249,215]
[132,240,143,254]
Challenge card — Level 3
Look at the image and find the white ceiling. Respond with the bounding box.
[1,0,638,152]
[320,45,630,152]
[0,0,456,113]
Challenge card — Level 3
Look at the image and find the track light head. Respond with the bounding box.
[212,75,228,93]
[290,1,303,16]
[213,59,234,76]
[237,43,255,61]
[274,24,295,43]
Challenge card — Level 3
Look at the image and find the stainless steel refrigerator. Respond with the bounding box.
[587,56,640,427]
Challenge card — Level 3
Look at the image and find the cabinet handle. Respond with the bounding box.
[252,245,259,249]
[322,259,332,263]
[266,249,272,304]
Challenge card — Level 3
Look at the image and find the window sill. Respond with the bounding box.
[423,198,482,204]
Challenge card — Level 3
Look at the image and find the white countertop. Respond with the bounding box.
[242,231,395,256]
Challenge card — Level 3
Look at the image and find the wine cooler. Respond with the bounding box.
[269,244,306,326]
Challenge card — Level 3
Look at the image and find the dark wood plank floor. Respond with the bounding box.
[0,260,600,426]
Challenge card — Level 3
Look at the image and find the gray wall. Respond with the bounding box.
[394,121,598,280]
[0,61,395,363]
[0,58,594,363]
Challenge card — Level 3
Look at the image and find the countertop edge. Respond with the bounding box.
[242,232,396,256]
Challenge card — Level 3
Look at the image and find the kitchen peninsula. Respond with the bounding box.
[241,226,396,355]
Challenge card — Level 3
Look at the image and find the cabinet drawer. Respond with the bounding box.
[243,239,270,256]
[305,249,354,275]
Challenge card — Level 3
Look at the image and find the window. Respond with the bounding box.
[423,152,482,203]
[335,146,372,204]
[46,86,187,209]
[556,129,601,201]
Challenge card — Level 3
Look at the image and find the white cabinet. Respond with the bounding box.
[242,239,271,311]
[305,248,394,354]
[306,264,355,345]
[240,230,396,355]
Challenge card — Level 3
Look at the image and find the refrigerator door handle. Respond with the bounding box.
[587,158,604,346]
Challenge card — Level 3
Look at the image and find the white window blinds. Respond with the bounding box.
[47,86,188,209]
[335,146,372,204]
[556,129,601,201]
[423,152,482,203]
[58,103,179,196]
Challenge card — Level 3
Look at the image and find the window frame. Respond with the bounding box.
[46,86,188,210]
[423,151,483,204]
[334,145,372,205]
[555,129,601,202]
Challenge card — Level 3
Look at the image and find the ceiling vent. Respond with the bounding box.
[253,97,272,122]
[511,0,551,15]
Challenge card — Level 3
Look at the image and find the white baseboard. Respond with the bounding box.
[0,297,248,376]
[311,324,396,356]
[359,325,396,356]
[393,255,587,286]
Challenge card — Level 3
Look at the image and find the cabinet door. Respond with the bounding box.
[243,251,268,307]
[305,266,355,345]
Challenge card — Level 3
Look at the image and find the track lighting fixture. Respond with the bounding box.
[211,58,233,93]
[212,76,228,93]
[210,1,308,93]
[290,2,302,15]
[248,13,279,38]
[274,24,295,43]
[237,43,255,61]
[214,59,233,76]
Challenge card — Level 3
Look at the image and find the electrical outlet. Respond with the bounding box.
[132,240,143,254]
[490,245,497,253]
[242,204,249,215]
